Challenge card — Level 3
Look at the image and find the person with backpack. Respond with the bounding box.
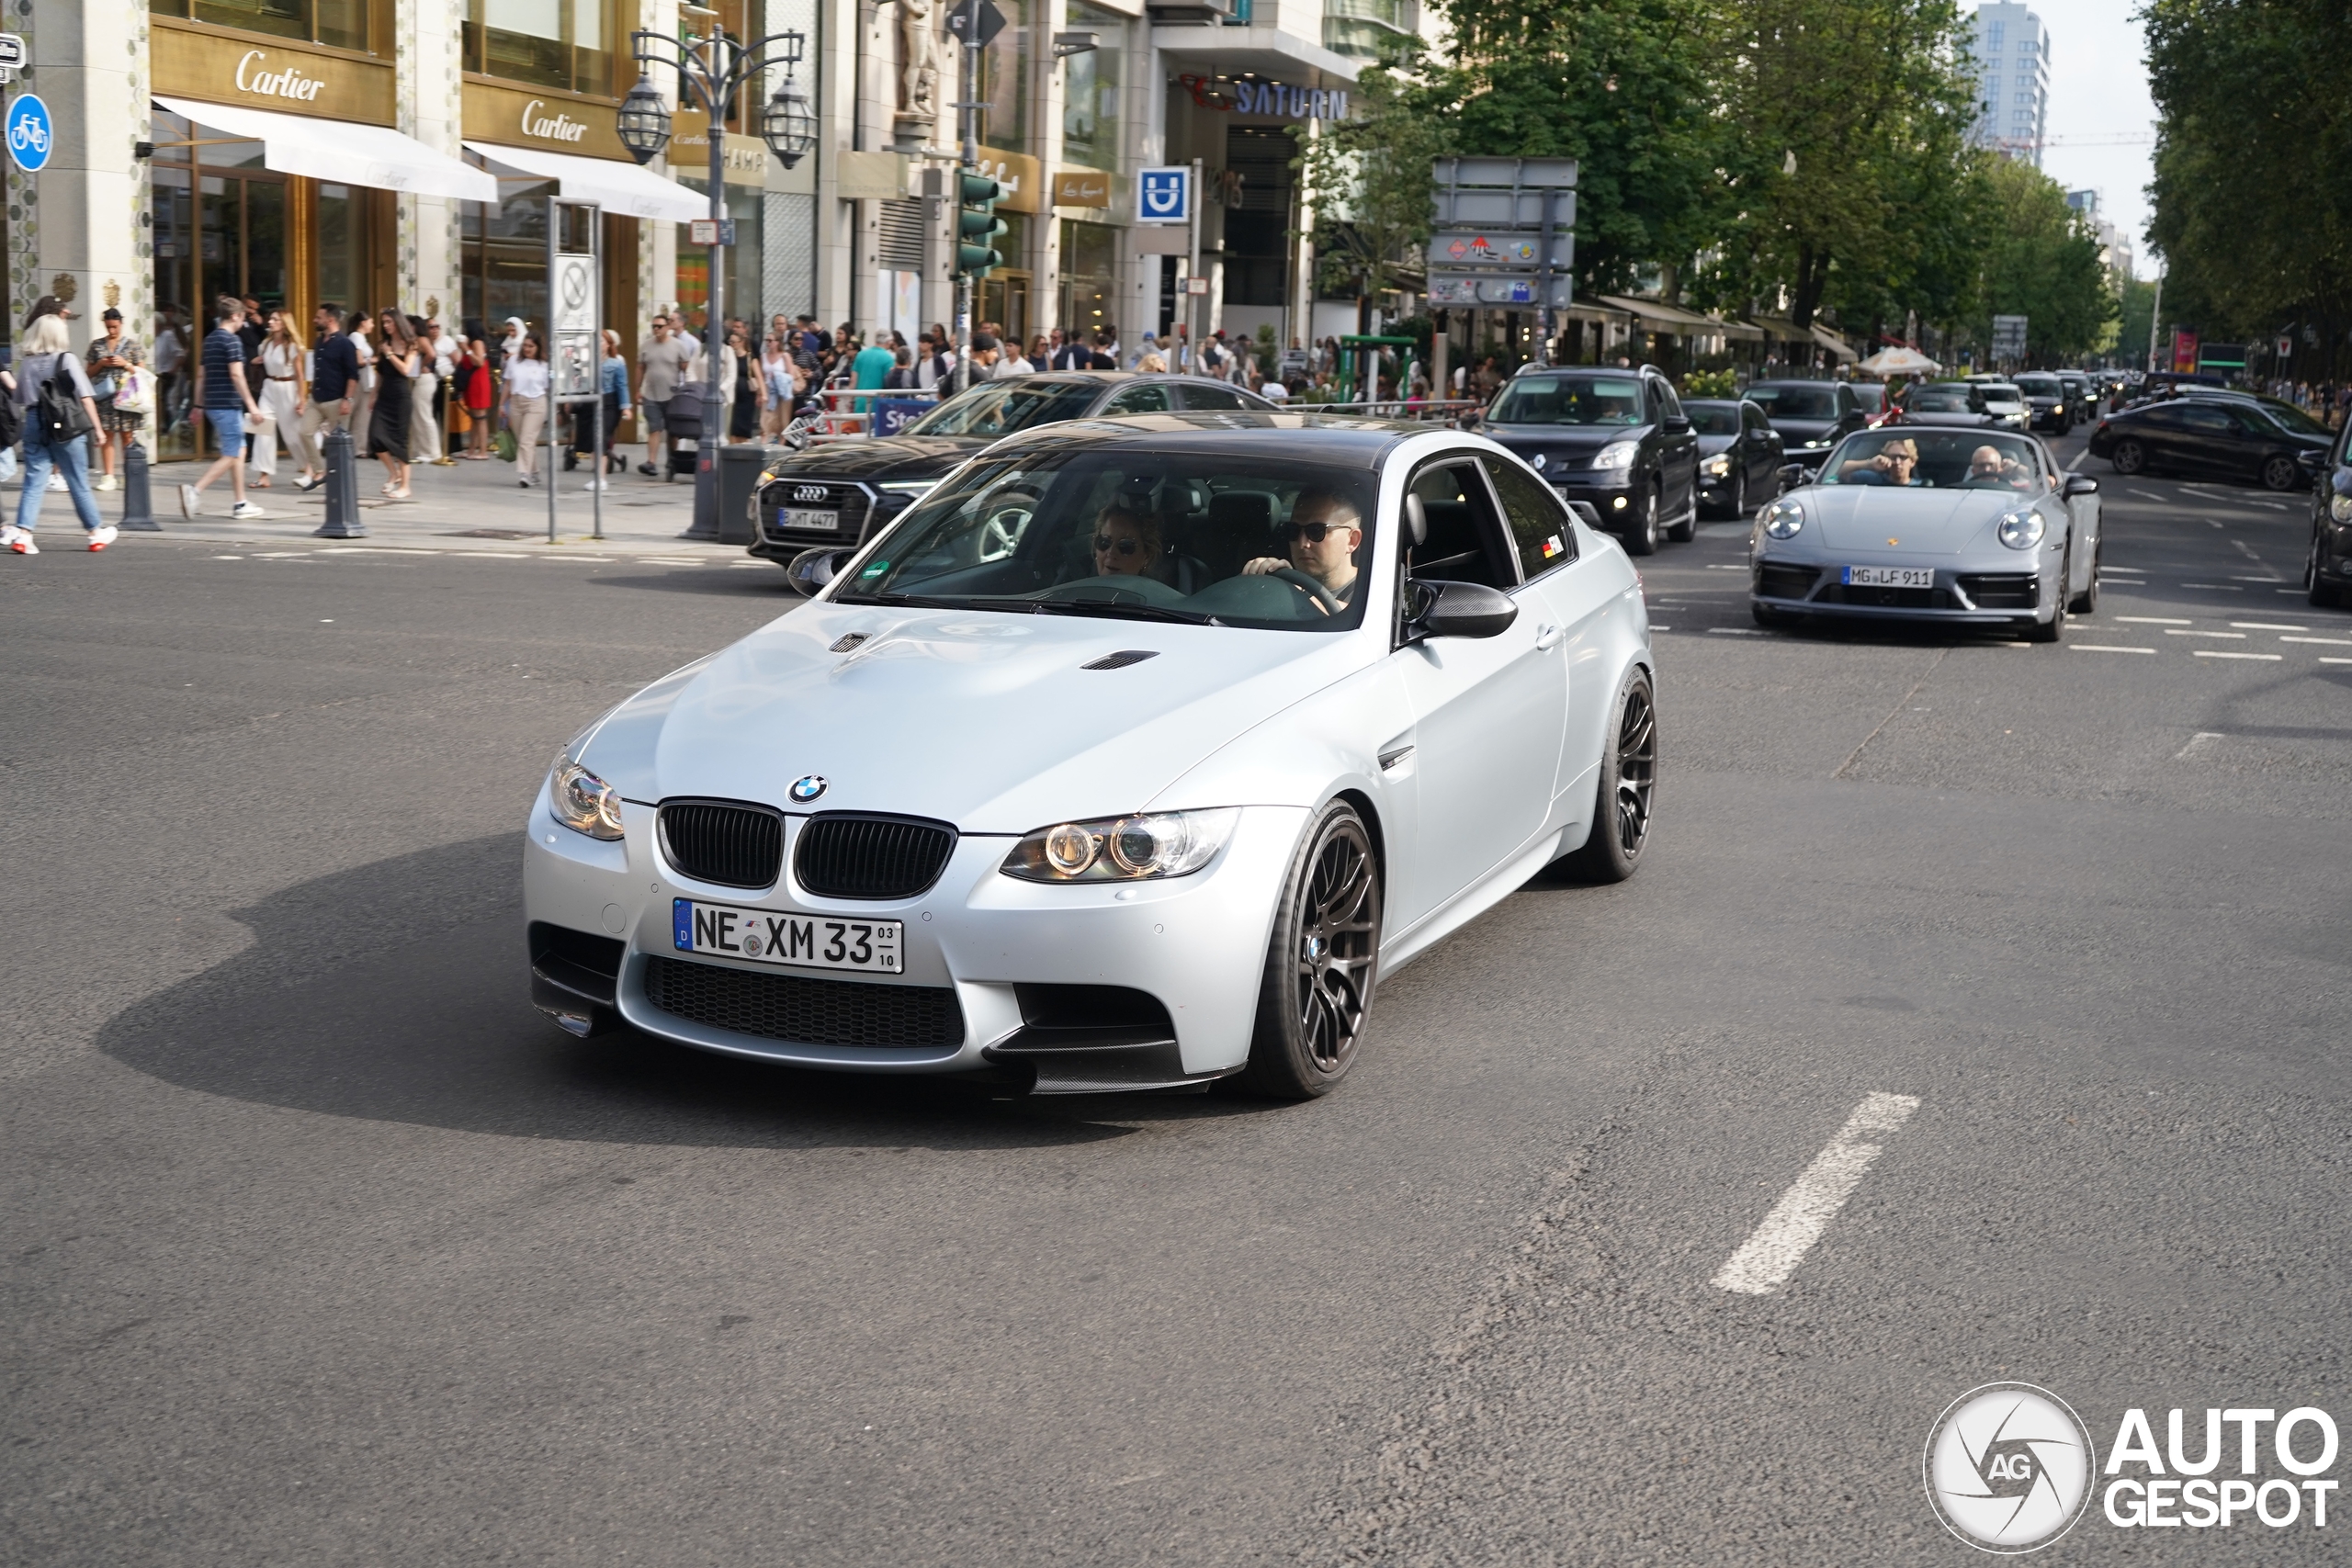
[2,311,110,553]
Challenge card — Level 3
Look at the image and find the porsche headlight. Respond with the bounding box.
[550,755,626,840]
[1997,510,2047,550]
[1762,500,1804,539]
[1703,454,1732,478]
[1591,441,1641,471]
[1001,808,1240,883]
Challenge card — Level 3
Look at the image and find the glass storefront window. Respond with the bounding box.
[977,0,1026,152]
[152,0,372,53]
[1057,218,1115,340]
[672,182,763,334]
[463,0,621,99]
[1061,1,1124,170]
[150,114,296,460]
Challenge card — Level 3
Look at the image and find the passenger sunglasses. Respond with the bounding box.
[1281,521,1353,543]
[1093,534,1148,556]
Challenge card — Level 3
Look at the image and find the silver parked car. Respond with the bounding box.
[1747,428,2102,641]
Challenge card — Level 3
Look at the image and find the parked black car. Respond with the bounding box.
[2010,372,2073,434]
[747,373,1275,571]
[1479,365,1702,554]
[2086,394,2332,491]
[1888,382,1997,429]
[2303,412,2352,606]
[1740,380,1868,474]
[1683,398,1786,518]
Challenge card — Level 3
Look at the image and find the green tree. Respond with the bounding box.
[1975,157,2117,362]
[1291,59,1453,310]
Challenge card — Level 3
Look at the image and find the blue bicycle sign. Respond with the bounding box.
[6,94,52,173]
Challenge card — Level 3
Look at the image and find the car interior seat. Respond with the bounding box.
[1189,491,1277,581]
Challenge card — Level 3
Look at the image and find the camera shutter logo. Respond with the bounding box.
[1924,1383,2096,1553]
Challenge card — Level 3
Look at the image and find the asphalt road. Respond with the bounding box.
[6,431,2348,1564]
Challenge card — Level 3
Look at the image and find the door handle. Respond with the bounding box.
[1534,623,1565,651]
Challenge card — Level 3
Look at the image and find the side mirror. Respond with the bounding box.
[1662,413,1692,434]
[786,546,855,596]
[1403,492,1429,547]
[1401,579,1518,644]
[1779,462,1809,489]
[2063,473,2100,497]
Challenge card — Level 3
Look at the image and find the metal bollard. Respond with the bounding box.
[311,423,367,538]
[119,436,162,532]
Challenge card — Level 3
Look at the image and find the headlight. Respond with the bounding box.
[1997,510,2046,550]
[550,755,626,840]
[1801,437,1828,449]
[1591,441,1641,471]
[877,479,936,499]
[2329,492,2352,524]
[1762,500,1804,539]
[1001,808,1240,883]
[1703,454,1732,478]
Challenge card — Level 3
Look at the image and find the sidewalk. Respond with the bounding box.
[10,444,756,559]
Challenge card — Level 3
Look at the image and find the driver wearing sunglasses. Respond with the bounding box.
[1241,491,1363,609]
[1090,505,1163,578]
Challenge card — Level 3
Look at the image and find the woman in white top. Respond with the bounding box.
[249,307,309,487]
[502,335,552,486]
[408,318,443,468]
[346,314,378,445]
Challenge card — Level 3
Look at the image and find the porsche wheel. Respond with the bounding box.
[1240,801,1381,1100]
[1557,669,1657,884]
[2026,547,2070,643]
[2069,542,2100,615]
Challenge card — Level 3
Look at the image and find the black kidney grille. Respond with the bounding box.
[659,800,785,888]
[644,957,964,1049]
[795,814,957,900]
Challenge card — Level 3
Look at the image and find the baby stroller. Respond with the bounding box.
[662,393,703,481]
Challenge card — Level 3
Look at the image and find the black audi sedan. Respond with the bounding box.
[1740,380,1868,476]
[1684,398,1786,518]
[2303,411,2352,606]
[2086,393,2332,491]
[748,372,1274,570]
[2010,372,2073,434]
[1479,365,1701,554]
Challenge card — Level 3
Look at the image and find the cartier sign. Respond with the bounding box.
[235,51,325,104]
[152,19,398,127]
[462,79,629,161]
[521,100,591,143]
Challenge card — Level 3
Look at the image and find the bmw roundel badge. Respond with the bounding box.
[789,775,828,803]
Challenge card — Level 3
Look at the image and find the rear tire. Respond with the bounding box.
[2263,454,2301,492]
[1238,801,1382,1100]
[1557,670,1657,884]
[2111,438,2146,476]
[1623,482,1662,556]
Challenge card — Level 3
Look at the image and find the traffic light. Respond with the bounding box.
[956,167,1005,278]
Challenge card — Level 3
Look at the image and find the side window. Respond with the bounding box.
[1480,457,1579,580]
[1100,383,1172,414]
[1179,382,1249,411]
[1404,462,1517,592]
[1744,403,1770,434]
[1652,380,1683,423]
[2179,406,2233,435]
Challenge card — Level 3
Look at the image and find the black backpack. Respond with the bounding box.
[35,355,92,444]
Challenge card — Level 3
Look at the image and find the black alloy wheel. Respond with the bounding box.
[1240,801,1382,1099]
[2263,454,2302,492]
[1623,481,1663,556]
[1558,670,1657,883]
[2111,438,2147,476]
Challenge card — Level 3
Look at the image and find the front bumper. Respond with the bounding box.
[1749,556,2058,626]
[523,782,1307,1087]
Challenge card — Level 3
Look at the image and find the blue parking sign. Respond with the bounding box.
[6,93,51,174]
[1136,166,1190,225]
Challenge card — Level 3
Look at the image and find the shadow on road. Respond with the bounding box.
[97,834,1153,1150]
[590,570,798,600]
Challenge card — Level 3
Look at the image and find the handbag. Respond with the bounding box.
[112,367,154,415]
[492,427,518,463]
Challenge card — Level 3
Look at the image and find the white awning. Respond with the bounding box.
[156,96,496,203]
[462,141,708,222]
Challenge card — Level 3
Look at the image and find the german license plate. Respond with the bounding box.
[1842,565,1933,589]
[784,507,840,531]
[673,898,901,974]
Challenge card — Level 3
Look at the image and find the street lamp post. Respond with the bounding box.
[617,25,814,540]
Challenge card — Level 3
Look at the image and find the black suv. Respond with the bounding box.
[2010,372,2073,434]
[2304,411,2352,605]
[1740,379,1869,474]
[1478,365,1701,554]
[749,372,1274,572]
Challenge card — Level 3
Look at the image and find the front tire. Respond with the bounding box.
[2111,438,2146,475]
[2308,532,2340,607]
[1238,801,1382,1100]
[2070,541,2100,614]
[1623,482,1662,556]
[2263,454,2301,492]
[1557,670,1657,884]
[2026,547,2070,642]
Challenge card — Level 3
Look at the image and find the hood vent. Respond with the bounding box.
[830,633,870,653]
[1081,649,1160,671]
[796,813,958,900]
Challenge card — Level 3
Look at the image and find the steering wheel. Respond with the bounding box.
[1273,567,1342,615]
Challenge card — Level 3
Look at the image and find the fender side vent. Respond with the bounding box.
[1081,649,1159,671]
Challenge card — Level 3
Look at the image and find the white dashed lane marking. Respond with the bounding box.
[2281,637,2352,647]
[2165,629,2245,639]
[2116,615,2190,625]
[2234,622,2308,631]
[2195,650,2283,661]
[2073,645,2155,654]
[1713,1092,1921,1296]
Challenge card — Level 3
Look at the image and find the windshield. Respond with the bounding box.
[1745,384,1838,419]
[905,379,1101,438]
[1488,377,1646,426]
[1686,402,1744,435]
[2013,375,2061,396]
[1850,385,1888,412]
[835,448,1379,632]
[1904,385,1981,412]
[1816,429,2050,491]
[2253,399,2329,435]
[1977,384,2023,405]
